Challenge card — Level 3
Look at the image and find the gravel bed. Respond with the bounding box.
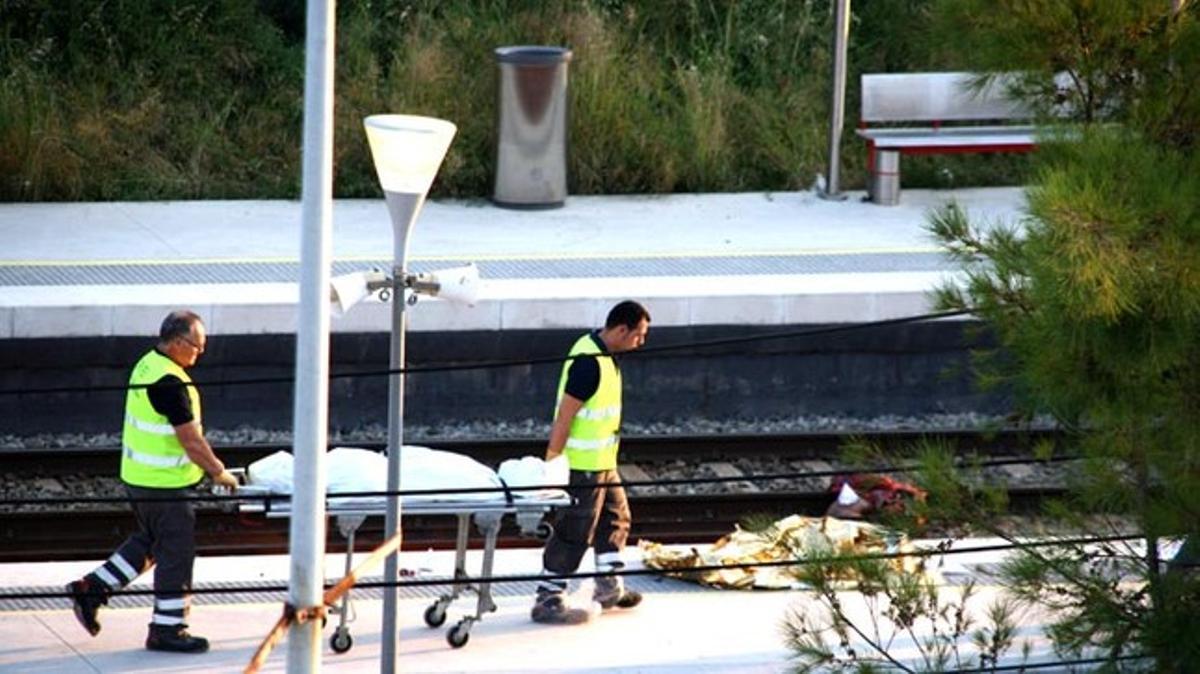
[622,455,1075,497]
[1,413,1068,512]
[2,473,126,513]
[3,456,1073,514]
[0,412,1053,450]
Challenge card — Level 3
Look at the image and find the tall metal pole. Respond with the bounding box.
[821,0,851,200]
[363,116,456,672]
[380,261,407,673]
[288,0,335,671]
[381,191,422,672]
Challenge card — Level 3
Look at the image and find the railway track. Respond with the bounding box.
[0,428,1065,562]
[0,488,1062,563]
[0,427,1059,475]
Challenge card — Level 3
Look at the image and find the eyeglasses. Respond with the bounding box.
[179,334,206,353]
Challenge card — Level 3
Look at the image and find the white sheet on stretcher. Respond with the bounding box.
[246,446,568,508]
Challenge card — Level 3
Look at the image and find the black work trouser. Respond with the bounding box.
[98,484,197,626]
[542,468,631,580]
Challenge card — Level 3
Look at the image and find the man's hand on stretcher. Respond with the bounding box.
[210,469,240,492]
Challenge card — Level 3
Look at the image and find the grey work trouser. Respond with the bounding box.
[541,468,631,594]
[96,484,197,626]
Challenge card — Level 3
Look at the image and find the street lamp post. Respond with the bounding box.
[363,115,456,673]
[288,0,336,672]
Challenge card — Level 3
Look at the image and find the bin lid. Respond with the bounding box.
[494,46,573,65]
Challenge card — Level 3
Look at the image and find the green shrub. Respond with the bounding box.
[0,0,1027,201]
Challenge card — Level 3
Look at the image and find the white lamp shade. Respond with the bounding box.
[363,115,457,195]
[329,271,371,316]
[431,262,482,307]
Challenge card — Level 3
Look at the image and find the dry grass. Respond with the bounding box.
[0,0,1026,201]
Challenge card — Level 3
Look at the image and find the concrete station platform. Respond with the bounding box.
[0,188,1102,672]
[0,188,1026,339]
[0,541,1069,673]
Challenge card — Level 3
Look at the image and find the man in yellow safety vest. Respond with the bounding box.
[66,310,238,653]
[532,300,651,624]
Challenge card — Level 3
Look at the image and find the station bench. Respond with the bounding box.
[856,72,1038,205]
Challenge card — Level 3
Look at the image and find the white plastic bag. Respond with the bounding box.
[246,450,294,494]
[498,454,569,499]
[394,445,503,502]
[247,445,508,504]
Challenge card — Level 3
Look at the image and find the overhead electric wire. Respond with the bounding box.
[0,308,974,397]
[942,654,1149,673]
[0,452,1079,508]
[0,532,1147,603]
[1,307,1166,669]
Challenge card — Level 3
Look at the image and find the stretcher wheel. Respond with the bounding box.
[424,601,447,627]
[446,621,470,648]
[535,522,554,540]
[330,629,352,654]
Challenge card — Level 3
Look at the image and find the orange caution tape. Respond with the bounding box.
[244,529,405,673]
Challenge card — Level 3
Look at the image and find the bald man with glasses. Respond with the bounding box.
[67,310,238,653]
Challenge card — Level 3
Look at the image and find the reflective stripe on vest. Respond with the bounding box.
[556,333,622,471]
[564,436,620,452]
[124,414,176,436]
[124,445,194,468]
[120,350,204,488]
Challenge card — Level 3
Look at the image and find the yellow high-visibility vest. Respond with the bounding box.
[556,334,621,471]
[120,350,204,488]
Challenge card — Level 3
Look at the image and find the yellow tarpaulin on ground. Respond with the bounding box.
[639,515,914,589]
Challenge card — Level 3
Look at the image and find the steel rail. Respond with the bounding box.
[0,427,1061,476]
[0,429,1064,562]
[0,487,1063,563]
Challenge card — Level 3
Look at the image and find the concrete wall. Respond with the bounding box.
[0,322,1007,437]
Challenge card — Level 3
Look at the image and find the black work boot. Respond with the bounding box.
[145,624,210,653]
[594,577,643,610]
[530,593,590,625]
[597,587,643,609]
[65,575,108,636]
[595,588,643,610]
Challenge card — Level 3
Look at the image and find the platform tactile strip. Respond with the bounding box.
[0,252,952,287]
[0,574,704,612]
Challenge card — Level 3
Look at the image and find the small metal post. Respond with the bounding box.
[820,0,851,201]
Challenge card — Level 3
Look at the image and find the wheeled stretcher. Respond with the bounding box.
[231,443,573,647]
[232,449,571,651]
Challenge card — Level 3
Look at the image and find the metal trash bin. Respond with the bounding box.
[493,46,572,209]
[869,149,900,206]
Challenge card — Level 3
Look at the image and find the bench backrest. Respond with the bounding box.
[861,72,1032,123]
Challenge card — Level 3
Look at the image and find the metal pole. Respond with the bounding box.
[287,0,335,671]
[380,266,407,672]
[363,117,453,673]
[380,192,421,671]
[821,0,851,200]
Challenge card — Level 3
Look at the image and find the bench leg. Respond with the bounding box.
[870,149,901,205]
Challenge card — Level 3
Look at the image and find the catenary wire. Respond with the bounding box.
[0,308,1158,668]
[0,453,1080,508]
[0,532,1146,602]
[0,308,974,397]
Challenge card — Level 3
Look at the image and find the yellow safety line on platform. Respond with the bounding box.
[0,246,941,268]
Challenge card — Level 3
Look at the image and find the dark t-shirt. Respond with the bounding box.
[145,349,194,426]
[562,332,615,402]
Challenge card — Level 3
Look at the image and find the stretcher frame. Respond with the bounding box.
[237,486,570,650]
